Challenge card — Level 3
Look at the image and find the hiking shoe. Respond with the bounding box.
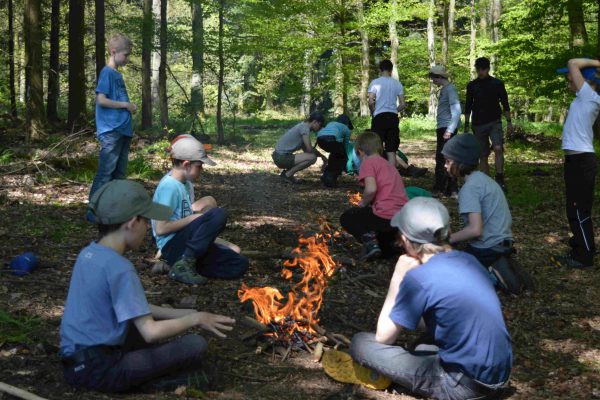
[321,172,338,188]
[551,254,591,269]
[169,257,208,285]
[280,170,298,184]
[360,240,382,261]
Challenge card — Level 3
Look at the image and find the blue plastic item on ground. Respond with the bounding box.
[10,252,39,276]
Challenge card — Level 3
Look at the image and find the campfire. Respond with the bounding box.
[238,221,347,353]
[347,191,362,206]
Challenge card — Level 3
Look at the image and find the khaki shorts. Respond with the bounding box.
[473,120,503,153]
[272,151,296,170]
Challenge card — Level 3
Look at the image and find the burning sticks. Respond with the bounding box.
[237,227,344,355]
[347,191,362,206]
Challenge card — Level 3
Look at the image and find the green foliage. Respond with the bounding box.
[0,150,14,165]
[0,310,41,344]
[127,153,163,180]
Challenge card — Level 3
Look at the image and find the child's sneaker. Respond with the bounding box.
[360,232,381,261]
[280,170,297,184]
[169,257,208,285]
[551,254,591,269]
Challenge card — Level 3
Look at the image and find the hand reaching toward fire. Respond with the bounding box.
[195,312,236,338]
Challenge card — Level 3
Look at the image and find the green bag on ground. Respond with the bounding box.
[406,186,432,199]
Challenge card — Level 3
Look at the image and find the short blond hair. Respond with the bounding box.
[355,130,383,156]
[108,33,133,53]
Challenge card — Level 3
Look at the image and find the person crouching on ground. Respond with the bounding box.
[442,134,514,273]
[152,135,248,285]
[272,111,327,184]
[340,131,408,261]
[317,114,354,187]
[350,197,512,400]
[60,180,236,393]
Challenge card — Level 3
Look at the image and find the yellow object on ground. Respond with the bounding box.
[321,349,392,390]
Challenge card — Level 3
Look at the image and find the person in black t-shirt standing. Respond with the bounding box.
[464,57,513,192]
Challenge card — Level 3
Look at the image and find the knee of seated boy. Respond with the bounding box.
[193,196,217,213]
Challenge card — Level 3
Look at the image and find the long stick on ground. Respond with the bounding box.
[0,382,48,400]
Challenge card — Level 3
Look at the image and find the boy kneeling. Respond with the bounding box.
[60,180,235,393]
[350,197,512,400]
[340,131,408,260]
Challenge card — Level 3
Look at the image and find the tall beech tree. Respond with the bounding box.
[24,0,45,140]
[67,0,86,129]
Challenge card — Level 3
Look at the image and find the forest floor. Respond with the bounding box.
[0,121,599,400]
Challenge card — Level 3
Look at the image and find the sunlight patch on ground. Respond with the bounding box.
[235,215,296,228]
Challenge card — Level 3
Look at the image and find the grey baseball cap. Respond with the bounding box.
[170,135,216,166]
[390,197,450,244]
[89,180,173,225]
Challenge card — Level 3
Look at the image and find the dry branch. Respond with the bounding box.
[0,382,48,400]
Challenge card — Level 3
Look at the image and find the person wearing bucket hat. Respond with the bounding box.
[61,179,236,393]
[152,135,248,285]
[553,58,600,268]
[317,114,354,187]
[272,112,327,184]
[429,65,461,198]
[368,59,406,167]
[442,134,516,276]
[350,197,512,400]
[464,57,512,192]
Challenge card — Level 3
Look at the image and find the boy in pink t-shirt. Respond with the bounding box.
[340,131,409,261]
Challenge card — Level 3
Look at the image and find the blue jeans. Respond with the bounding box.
[89,131,132,202]
[161,208,249,279]
[350,332,504,400]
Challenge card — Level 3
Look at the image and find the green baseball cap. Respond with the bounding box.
[89,180,173,225]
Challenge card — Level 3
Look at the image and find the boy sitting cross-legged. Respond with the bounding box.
[152,135,249,285]
[340,131,409,261]
[60,180,236,393]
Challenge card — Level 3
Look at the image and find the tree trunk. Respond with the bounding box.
[469,0,477,78]
[68,0,86,129]
[358,0,370,116]
[216,0,225,143]
[47,0,60,123]
[333,49,345,116]
[442,0,449,65]
[300,46,313,116]
[448,0,455,35]
[8,0,17,118]
[151,0,160,107]
[567,0,588,49]
[19,29,26,104]
[24,0,45,140]
[158,0,168,131]
[427,0,437,118]
[141,0,153,129]
[388,0,399,80]
[95,0,105,79]
[489,0,501,75]
[597,0,600,56]
[191,0,205,119]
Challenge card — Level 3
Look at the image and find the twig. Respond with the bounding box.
[220,371,281,383]
[0,382,48,400]
[281,344,293,362]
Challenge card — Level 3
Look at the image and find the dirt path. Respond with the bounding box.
[0,136,599,399]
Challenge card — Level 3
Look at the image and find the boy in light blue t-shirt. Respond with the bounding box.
[61,180,236,393]
[87,33,138,222]
[152,135,249,285]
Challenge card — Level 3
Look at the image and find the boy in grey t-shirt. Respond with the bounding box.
[442,134,513,268]
[272,112,327,183]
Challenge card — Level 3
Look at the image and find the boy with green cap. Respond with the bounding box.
[61,180,236,393]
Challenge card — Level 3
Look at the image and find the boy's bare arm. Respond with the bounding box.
[568,58,600,92]
[302,134,327,162]
[134,311,235,344]
[154,214,200,236]
[449,212,483,244]
[96,93,137,114]
[375,255,419,344]
[150,304,195,320]
[359,176,377,207]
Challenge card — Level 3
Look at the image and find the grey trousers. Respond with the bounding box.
[350,332,503,400]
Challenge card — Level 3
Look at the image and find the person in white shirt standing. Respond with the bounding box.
[554,58,600,268]
[368,60,406,167]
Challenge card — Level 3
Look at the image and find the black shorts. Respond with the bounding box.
[371,112,400,153]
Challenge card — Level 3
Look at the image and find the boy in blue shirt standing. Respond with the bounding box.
[152,135,249,285]
[61,180,236,393]
[87,33,138,222]
[350,197,512,400]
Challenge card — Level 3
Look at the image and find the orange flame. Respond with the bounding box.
[237,228,340,336]
[348,191,362,206]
